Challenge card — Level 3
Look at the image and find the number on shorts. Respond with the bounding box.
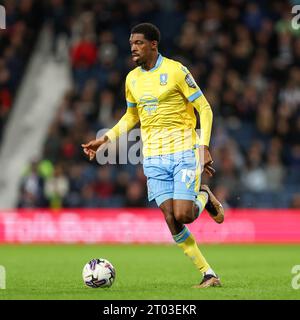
[181,169,195,184]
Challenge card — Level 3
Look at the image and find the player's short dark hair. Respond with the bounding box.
[131,23,161,43]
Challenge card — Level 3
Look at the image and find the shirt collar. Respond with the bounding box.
[140,53,163,72]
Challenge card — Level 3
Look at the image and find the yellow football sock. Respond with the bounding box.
[195,191,208,218]
[173,227,210,274]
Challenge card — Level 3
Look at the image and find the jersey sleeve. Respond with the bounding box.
[175,64,203,103]
[125,75,137,108]
[176,63,213,146]
[192,95,213,146]
[105,107,139,142]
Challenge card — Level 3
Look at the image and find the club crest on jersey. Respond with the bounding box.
[160,73,168,86]
[185,74,197,88]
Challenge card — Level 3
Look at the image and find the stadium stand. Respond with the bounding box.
[0,0,44,142]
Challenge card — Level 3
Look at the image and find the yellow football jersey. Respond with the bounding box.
[107,54,211,157]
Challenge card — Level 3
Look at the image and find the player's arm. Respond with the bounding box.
[82,77,139,161]
[191,94,215,177]
[176,65,215,176]
[191,95,213,147]
[105,105,139,142]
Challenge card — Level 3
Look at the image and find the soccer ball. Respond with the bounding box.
[82,258,116,288]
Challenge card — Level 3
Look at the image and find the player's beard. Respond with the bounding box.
[134,58,143,66]
[132,54,145,67]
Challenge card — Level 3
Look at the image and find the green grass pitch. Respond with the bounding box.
[0,244,299,300]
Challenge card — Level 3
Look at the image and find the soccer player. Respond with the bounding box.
[82,23,224,288]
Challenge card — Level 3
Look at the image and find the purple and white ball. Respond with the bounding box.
[82,258,116,288]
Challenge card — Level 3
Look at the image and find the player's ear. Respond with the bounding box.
[151,40,158,50]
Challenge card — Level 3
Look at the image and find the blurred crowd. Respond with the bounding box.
[17,0,300,209]
[0,0,45,141]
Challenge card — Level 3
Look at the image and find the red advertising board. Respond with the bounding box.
[0,209,299,244]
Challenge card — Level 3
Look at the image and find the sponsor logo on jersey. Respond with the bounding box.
[139,95,158,115]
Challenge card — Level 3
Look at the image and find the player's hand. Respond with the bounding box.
[200,145,216,177]
[81,136,109,161]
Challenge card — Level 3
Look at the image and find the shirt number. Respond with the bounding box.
[181,169,196,184]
